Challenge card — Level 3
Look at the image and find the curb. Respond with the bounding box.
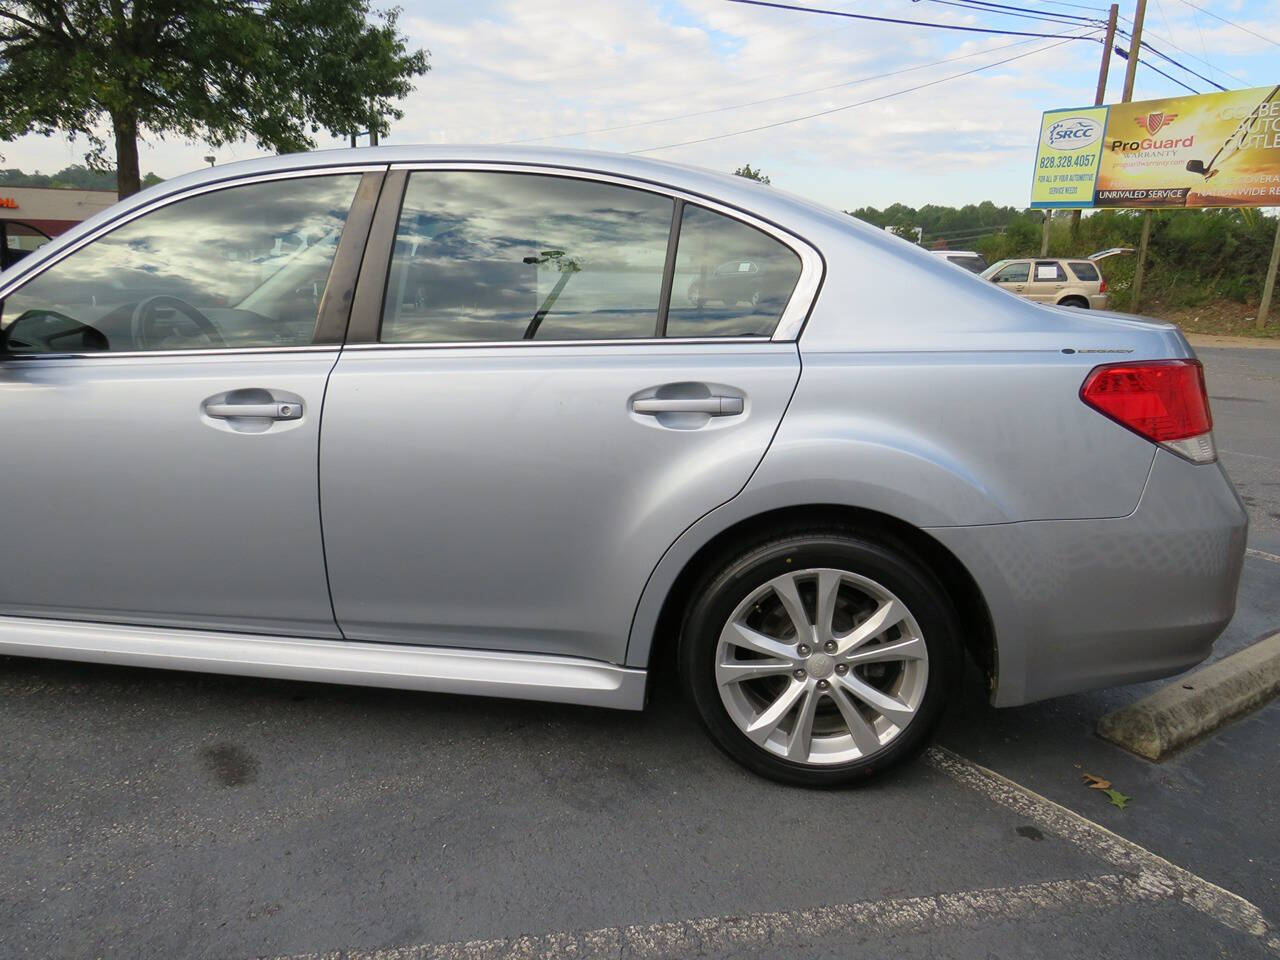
[1097,632,1280,761]
[1184,333,1280,350]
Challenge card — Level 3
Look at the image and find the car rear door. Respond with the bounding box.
[1027,260,1069,302]
[319,168,818,663]
[0,168,383,637]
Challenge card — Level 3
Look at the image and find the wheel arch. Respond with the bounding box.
[1057,294,1089,308]
[631,503,997,698]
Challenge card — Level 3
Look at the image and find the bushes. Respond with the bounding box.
[849,204,1278,312]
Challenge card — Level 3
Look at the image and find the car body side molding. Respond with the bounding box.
[0,616,648,710]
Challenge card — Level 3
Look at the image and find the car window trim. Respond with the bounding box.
[0,164,389,362]
[347,169,408,344]
[654,198,684,338]
[312,170,388,345]
[346,161,822,346]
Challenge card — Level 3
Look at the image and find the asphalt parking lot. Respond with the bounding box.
[2,346,1278,960]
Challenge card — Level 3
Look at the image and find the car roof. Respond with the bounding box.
[933,250,983,257]
[1,145,902,287]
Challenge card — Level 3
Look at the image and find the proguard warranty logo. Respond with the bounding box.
[1135,112,1178,134]
[1044,116,1103,151]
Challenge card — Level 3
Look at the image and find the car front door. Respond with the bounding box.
[319,169,817,663]
[0,169,382,637]
[990,260,1030,296]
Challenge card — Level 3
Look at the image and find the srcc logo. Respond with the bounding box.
[1044,117,1102,151]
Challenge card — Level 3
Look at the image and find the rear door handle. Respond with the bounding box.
[204,401,302,420]
[631,396,744,416]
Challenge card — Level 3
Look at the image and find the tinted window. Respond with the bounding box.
[1034,260,1068,282]
[945,254,988,274]
[1069,261,1100,281]
[0,175,362,354]
[381,172,673,343]
[666,205,801,337]
[992,262,1030,283]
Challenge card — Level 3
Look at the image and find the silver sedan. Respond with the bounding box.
[0,147,1247,785]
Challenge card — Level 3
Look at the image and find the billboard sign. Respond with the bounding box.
[1031,84,1280,208]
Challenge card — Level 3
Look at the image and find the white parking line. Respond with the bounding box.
[1222,450,1280,464]
[925,747,1280,954]
[265,873,1169,960]
[1247,547,1280,565]
[262,748,1280,960]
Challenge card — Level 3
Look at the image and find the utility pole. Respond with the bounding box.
[1041,211,1051,256]
[1259,215,1280,330]
[1095,4,1119,105]
[1123,0,1152,313]
[1072,3,1119,240]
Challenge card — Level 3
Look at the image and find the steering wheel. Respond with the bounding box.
[130,295,225,350]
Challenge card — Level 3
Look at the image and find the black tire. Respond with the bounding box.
[1059,296,1089,309]
[679,528,960,787]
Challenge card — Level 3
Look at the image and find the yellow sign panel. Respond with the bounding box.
[1030,106,1109,208]
[1031,85,1280,208]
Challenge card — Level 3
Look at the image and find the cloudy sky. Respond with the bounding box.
[5,0,1278,210]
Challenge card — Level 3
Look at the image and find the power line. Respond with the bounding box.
[1115,29,1226,90]
[507,35,1046,144]
[915,0,1104,28]
[631,31,1095,153]
[1174,0,1279,49]
[723,0,1103,38]
[1120,17,1235,85]
[1026,0,1110,12]
[1114,42,1199,94]
[1188,4,1211,64]
[434,1,870,144]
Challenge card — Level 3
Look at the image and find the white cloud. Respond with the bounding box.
[2,0,1274,209]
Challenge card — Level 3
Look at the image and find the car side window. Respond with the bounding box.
[1069,261,1100,282]
[666,204,801,338]
[1034,261,1068,282]
[381,172,674,343]
[0,175,363,355]
[993,262,1030,283]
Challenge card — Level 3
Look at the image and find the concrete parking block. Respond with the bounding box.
[1097,632,1280,761]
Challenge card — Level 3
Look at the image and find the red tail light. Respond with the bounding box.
[1080,360,1215,461]
[1098,276,1107,293]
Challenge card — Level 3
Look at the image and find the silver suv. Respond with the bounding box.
[0,148,1246,786]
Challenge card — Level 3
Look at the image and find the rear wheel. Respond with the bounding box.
[680,530,959,786]
[1059,295,1089,309]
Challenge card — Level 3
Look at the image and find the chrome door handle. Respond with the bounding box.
[204,401,302,420]
[632,396,744,416]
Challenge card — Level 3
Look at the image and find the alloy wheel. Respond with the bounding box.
[714,567,929,765]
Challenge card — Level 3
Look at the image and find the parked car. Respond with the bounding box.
[981,255,1114,309]
[0,148,1245,786]
[0,220,52,271]
[930,249,988,274]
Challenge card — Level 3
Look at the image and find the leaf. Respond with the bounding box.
[1081,773,1112,790]
[1104,789,1132,810]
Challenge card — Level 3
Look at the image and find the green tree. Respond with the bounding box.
[0,1,429,198]
[0,164,161,189]
[733,163,770,184]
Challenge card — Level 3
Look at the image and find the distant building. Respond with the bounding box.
[0,185,118,269]
[0,185,117,236]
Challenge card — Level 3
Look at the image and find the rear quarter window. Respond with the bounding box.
[1069,261,1100,282]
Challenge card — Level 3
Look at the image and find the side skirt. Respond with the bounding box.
[0,616,648,710]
